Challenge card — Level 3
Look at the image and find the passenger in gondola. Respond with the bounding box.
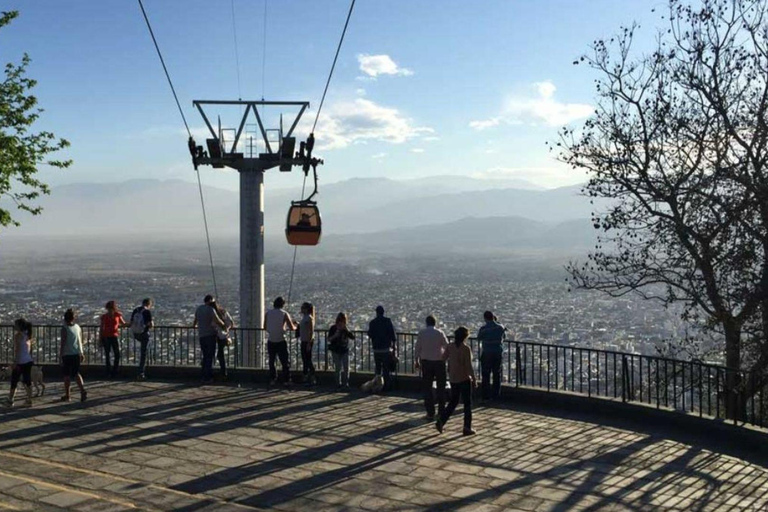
[297,213,312,228]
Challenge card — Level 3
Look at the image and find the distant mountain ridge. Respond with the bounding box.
[0,177,599,240]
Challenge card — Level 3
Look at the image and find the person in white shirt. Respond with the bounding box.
[263,296,297,386]
[415,315,449,421]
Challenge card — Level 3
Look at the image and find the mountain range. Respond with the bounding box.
[0,177,602,256]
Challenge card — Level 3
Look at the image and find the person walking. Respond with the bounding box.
[477,310,506,401]
[415,315,449,421]
[368,305,397,392]
[298,302,316,386]
[130,298,154,380]
[436,326,476,436]
[214,303,235,381]
[60,309,87,402]
[264,296,296,386]
[193,295,225,383]
[99,301,127,378]
[328,312,354,389]
[7,318,34,407]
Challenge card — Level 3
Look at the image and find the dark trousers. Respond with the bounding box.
[421,359,446,417]
[481,351,502,400]
[440,380,472,430]
[216,339,228,376]
[374,351,392,391]
[102,337,120,376]
[11,362,33,388]
[301,341,315,378]
[268,341,290,382]
[134,333,150,376]
[200,335,216,381]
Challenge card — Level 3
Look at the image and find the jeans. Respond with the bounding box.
[421,359,447,418]
[216,339,228,376]
[268,341,290,382]
[301,341,315,379]
[331,351,349,386]
[481,351,502,400]
[440,380,472,430]
[134,333,150,376]
[102,337,120,376]
[200,335,217,381]
[374,351,392,391]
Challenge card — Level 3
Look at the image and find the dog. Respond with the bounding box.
[360,374,384,394]
[0,365,46,396]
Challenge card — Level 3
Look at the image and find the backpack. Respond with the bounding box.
[130,307,146,335]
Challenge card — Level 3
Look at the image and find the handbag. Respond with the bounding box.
[388,353,399,373]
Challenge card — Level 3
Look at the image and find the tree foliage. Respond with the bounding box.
[556,0,768,418]
[0,10,71,228]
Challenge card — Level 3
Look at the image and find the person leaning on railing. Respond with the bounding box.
[368,305,397,392]
[477,311,506,402]
[99,301,127,379]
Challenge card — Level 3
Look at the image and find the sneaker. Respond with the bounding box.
[136,373,146,381]
[435,419,444,434]
[462,428,476,436]
[6,398,13,408]
[80,391,88,403]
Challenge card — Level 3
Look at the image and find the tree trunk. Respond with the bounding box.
[724,322,743,421]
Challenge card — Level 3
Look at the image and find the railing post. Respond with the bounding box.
[515,343,522,387]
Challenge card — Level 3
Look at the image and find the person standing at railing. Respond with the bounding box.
[264,296,297,386]
[477,310,506,402]
[60,309,87,402]
[99,301,127,379]
[368,305,397,392]
[214,302,235,381]
[298,302,316,386]
[436,326,477,436]
[415,315,449,422]
[7,318,34,407]
[328,312,354,389]
[130,298,154,380]
[193,295,226,384]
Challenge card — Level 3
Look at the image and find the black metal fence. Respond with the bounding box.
[1,324,765,429]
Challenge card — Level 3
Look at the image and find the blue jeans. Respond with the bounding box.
[332,351,349,386]
[134,333,150,376]
[200,335,217,381]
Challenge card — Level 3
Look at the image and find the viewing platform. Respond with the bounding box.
[2,379,768,511]
[2,326,768,510]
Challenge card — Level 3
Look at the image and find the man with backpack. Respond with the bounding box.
[130,298,154,380]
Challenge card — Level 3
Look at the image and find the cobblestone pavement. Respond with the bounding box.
[0,380,767,511]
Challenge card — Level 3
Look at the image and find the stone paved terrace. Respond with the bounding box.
[1,380,768,511]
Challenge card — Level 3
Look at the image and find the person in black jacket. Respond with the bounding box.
[328,312,355,389]
[367,305,397,392]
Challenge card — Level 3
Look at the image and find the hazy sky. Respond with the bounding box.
[3,0,663,192]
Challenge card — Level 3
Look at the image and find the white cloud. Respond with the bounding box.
[312,98,433,150]
[372,152,387,160]
[410,148,425,153]
[356,88,366,96]
[357,54,413,78]
[469,81,592,130]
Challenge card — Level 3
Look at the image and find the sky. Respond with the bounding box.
[2,0,665,192]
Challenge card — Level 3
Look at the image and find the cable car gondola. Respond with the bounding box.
[286,200,322,246]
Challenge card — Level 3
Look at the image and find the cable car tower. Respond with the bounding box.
[188,100,323,366]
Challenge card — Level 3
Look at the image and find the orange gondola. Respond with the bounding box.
[285,201,322,246]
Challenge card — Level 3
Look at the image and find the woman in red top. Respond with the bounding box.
[99,301,127,378]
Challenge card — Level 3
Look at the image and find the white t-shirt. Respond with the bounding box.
[265,308,289,342]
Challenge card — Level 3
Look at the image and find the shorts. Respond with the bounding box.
[62,354,81,379]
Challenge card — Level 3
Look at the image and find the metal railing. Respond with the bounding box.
[0,325,765,429]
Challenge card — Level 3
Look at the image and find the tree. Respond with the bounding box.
[557,0,768,419]
[0,10,71,229]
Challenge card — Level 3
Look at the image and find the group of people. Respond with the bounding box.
[7,296,509,437]
[259,298,399,391]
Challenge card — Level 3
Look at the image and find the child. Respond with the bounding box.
[60,309,87,402]
[436,326,477,436]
